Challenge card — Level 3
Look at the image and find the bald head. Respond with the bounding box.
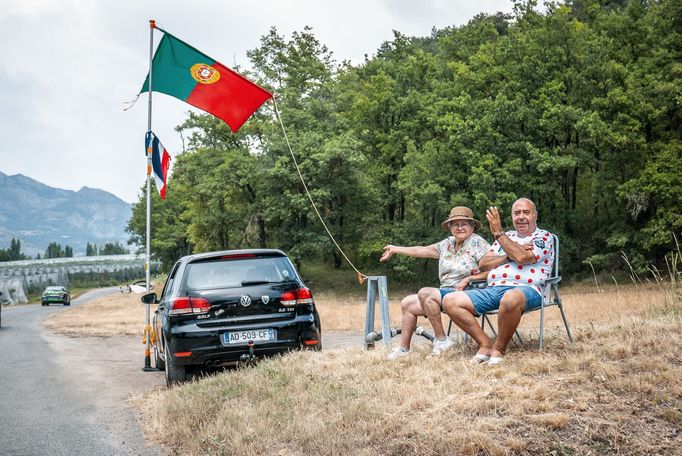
[511,198,538,237]
[513,198,537,214]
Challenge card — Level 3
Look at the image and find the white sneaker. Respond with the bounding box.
[431,337,455,355]
[387,346,410,360]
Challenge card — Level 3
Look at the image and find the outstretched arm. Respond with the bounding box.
[380,244,439,262]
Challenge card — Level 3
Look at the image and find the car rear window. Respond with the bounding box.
[183,256,298,290]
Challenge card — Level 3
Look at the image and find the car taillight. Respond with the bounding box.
[169,297,211,316]
[296,287,314,304]
[280,288,314,306]
[280,291,296,306]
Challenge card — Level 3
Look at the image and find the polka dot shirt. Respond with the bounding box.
[486,228,555,296]
[436,233,491,288]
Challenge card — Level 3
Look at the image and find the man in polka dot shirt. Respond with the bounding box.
[442,198,554,366]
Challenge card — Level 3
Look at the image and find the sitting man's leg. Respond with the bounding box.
[387,294,424,359]
[418,287,454,355]
[442,290,494,361]
[490,286,540,360]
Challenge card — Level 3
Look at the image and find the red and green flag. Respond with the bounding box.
[140,31,272,133]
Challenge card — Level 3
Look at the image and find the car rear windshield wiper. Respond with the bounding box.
[241,280,276,286]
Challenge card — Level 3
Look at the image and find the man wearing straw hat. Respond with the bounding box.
[380,206,491,359]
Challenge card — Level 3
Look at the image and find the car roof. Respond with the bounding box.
[179,248,287,264]
[45,286,65,290]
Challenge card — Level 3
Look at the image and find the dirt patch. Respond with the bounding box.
[45,332,165,454]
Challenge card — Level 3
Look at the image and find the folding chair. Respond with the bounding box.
[446,233,573,351]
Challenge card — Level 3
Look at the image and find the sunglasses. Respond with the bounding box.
[448,221,472,229]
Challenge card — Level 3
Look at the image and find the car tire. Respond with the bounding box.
[164,347,186,386]
[64,297,71,306]
[154,343,165,371]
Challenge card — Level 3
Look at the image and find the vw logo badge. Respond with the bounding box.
[261,295,270,304]
[239,295,252,307]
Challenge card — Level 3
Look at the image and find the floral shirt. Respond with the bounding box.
[435,233,491,288]
[486,228,555,296]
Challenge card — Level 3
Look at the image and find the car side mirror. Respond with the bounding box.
[141,292,158,305]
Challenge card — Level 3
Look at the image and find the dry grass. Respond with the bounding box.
[43,291,147,336]
[130,283,680,456]
[44,282,678,339]
[43,281,682,454]
[135,315,682,455]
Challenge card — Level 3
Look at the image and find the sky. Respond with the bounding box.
[0,0,515,204]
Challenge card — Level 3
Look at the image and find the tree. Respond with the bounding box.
[45,242,65,259]
[124,1,682,279]
[85,242,99,256]
[99,242,129,255]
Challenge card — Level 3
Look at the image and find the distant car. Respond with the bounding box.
[143,249,322,386]
[41,286,71,306]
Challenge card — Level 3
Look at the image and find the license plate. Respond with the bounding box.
[222,328,276,345]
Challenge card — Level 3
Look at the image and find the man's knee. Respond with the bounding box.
[499,290,525,314]
[442,292,470,314]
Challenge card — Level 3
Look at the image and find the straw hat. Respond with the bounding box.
[440,206,482,231]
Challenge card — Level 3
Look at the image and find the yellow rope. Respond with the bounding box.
[272,96,368,284]
[142,324,157,345]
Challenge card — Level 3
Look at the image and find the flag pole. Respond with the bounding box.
[143,19,156,372]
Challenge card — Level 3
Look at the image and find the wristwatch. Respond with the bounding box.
[493,232,504,240]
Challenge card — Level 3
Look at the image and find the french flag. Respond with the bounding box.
[145,131,171,199]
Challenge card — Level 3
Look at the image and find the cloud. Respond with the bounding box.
[0,0,513,204]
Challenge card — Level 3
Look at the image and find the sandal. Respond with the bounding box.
[487,356,503,367]
[470,353,491,364]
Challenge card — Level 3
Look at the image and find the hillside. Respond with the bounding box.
[0,171,131,256]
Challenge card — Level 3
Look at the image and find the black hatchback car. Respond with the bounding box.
[143,249,321,386]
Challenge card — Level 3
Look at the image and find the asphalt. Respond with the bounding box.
[0,288,162,456]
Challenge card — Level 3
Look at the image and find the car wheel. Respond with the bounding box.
[164,347,186,386]
[154,343,165,371]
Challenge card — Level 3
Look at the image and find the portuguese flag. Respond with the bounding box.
[140,31,272,133]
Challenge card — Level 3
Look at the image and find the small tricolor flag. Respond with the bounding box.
[145,131,170,199]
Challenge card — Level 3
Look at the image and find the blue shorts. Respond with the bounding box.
[464,286,541,316]
[438,288,455,300]
[438,288,455,311]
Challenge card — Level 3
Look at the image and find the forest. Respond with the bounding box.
[127,0,681,284]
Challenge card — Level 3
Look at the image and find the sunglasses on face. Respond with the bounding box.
[449,222,471,229]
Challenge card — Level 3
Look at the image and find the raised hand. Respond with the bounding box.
[486,206,503,234]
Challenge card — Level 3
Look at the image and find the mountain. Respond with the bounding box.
[0,171,132,256]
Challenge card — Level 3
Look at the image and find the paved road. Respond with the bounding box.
[0,288,161,456]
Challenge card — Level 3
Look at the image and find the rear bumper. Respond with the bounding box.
[165,313,321,367]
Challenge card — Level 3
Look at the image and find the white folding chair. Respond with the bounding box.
[447,233,573,351]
